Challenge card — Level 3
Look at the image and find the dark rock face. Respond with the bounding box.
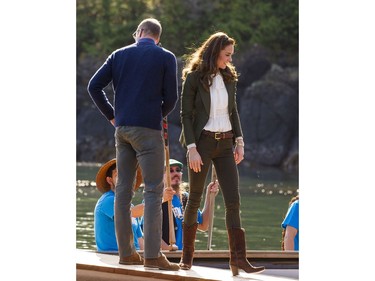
[234,46,271,100]
[77,50,299,172]
[76,108,116,162]
[240,79,298,166]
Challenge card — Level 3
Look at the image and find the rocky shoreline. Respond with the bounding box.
[77,46,298,173]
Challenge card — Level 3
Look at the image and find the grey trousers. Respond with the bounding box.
[114,126,164,259]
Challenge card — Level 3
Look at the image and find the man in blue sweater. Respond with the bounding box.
[87,18,179,270]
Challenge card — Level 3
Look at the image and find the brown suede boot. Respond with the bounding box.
[144,253,180,271]
[119,251,144,265]
[179,223,198,270]
[228,228,265,276]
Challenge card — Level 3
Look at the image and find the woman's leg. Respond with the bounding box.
[212,139,241,229]
[183,136,213,226]
[212,139,264,275]
[180,135,213,269]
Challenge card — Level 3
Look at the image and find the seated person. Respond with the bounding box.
[94,158,144,252]
[160,159,219,250]
[131,216,144,251]
[281,195,299,251]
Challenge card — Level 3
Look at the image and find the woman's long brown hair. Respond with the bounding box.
[182,32,238,91]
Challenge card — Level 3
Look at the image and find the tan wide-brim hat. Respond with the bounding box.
[95,158,143,193]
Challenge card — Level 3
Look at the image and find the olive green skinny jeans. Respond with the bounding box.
[184,134,242,229]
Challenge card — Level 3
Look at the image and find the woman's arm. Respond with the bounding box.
[230,84,243,139]
[181,73,197,147]
[181,73,204,172]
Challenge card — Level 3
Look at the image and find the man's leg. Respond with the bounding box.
[114,126,139,259]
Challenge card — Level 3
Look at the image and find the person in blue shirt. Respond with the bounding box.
[131,216,144,251]
[281,195,299,251]
[160,159,219,250]
[94,159,144,252]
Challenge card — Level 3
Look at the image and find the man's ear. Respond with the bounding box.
[106,176,113,186]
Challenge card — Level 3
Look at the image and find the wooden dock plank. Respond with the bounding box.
[76,249,298,281]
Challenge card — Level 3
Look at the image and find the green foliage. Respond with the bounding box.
[77,0,298,60]
[77,0,148,58]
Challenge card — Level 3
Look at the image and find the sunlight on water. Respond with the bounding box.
[76,163,298,251]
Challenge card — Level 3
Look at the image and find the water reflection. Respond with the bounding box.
[76,164,298,251]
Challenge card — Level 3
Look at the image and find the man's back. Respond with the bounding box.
[88,38,178,130]
[87,18,180,270]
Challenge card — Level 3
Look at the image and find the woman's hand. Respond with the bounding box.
[188,147,203,173]
[234,144,244,164]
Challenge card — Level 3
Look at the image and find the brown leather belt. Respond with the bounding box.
[202,130,234,140]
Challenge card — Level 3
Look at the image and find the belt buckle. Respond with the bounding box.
[214,132,221,140]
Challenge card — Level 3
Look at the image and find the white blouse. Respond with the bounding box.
[203,73,232,132]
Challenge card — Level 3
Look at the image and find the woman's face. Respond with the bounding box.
[217,44,234,69]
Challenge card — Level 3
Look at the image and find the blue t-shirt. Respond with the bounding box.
[94,190,117,252]
[281,200,299,251]
[171,193,202,250]
[94,190,143,252]
[131,217,143,250]
[140,193,203,250]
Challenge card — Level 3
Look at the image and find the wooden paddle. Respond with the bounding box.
[162,117,177,251]
[207,163,217,250]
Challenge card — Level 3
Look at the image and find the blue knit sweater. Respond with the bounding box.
[87,38,178,130]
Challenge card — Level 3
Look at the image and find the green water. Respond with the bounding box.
[76,163,298,251]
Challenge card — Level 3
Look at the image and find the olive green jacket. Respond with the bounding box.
[179,71,243,148]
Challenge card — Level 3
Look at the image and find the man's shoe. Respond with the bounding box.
[144,253,180,271]
[119,252,144,265]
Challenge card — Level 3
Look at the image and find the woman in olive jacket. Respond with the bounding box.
[178,32,265,276]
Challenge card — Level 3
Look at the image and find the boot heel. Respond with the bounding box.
[230,265,239,276]
[228,228,266,275]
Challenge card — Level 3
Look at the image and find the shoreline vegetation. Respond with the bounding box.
[76,1,299,172]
